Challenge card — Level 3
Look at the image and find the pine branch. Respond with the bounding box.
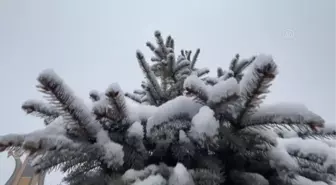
[174,59,191,74]
[190,48,201,69]
[37,69,124,169]
[92,98,114,122]
[189,168,224,185]
[167,53,176,75]
[217,67,225,77]
[236,55,278,127]
[154,31,168,57]
[21,100,60,125]
[141,83,158,106]
[229,54,239,72]
[37,69,100,137]
[136,51,164,101]
[243,103,325,133]
[31,148,96,173]
[298,129,336,140]
[195,68,210,78]
[165,35,174,49]
[183,75,209,103]
[124,92,141,103]
[105,83,129,122]
[89,90,102,102]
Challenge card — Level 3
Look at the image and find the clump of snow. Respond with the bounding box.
[252,102,324,124]
[96,130,112,144]
[146,96,201,133]
[321,140,336,148]
[97,130,124,167]
[106,83,123,96]
[132,175,167,185]
[269,138,299,170]
[128,103,157,122]
[102,142,124,168]
[270,136,336,178]
[179,130,190,143]
[207,78,240,105]
[183,75,208,95]
[91,97,109,116]
[293,175,328,185]
[280,137,336,169]
[31,116,66,136]
[128,121,144,139]
[168,163,194,185]
[184,74,241,106]
[123,164,159,183]
[253,54,276,68]
[189,106,219,143]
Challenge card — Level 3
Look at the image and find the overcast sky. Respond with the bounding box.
[0,0,335,184]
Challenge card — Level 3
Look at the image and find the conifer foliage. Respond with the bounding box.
[0,31,335,185]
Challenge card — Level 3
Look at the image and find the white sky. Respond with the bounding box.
[0,0,335,184]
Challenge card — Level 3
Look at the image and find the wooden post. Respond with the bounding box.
[5,149,46,185]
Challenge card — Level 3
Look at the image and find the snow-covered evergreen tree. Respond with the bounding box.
[0,31,335,185]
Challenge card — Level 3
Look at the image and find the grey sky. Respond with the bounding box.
[0,0,334,184]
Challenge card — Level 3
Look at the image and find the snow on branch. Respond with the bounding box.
[168,163,195,185]
[207,78,240,107]
[37,69,124,168]
[89,90,102,102]
[0,117,66,152]
[189,106,219,146]
[21,99,60,125]
[245,102,325,132]
[146,96,201,134]
[183,76,241,128]
[237,54,278,126]
[183,75,209,103]
[133,175,167,185]
[30,149,95,173]
[105,83,130,122]
[136,51,164,101]
[127,31,209,106]
[37,69,100,136]
[125,92,142,103]
[272,137,336,184]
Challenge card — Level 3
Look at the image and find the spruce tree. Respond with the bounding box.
[0,31,335,185]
